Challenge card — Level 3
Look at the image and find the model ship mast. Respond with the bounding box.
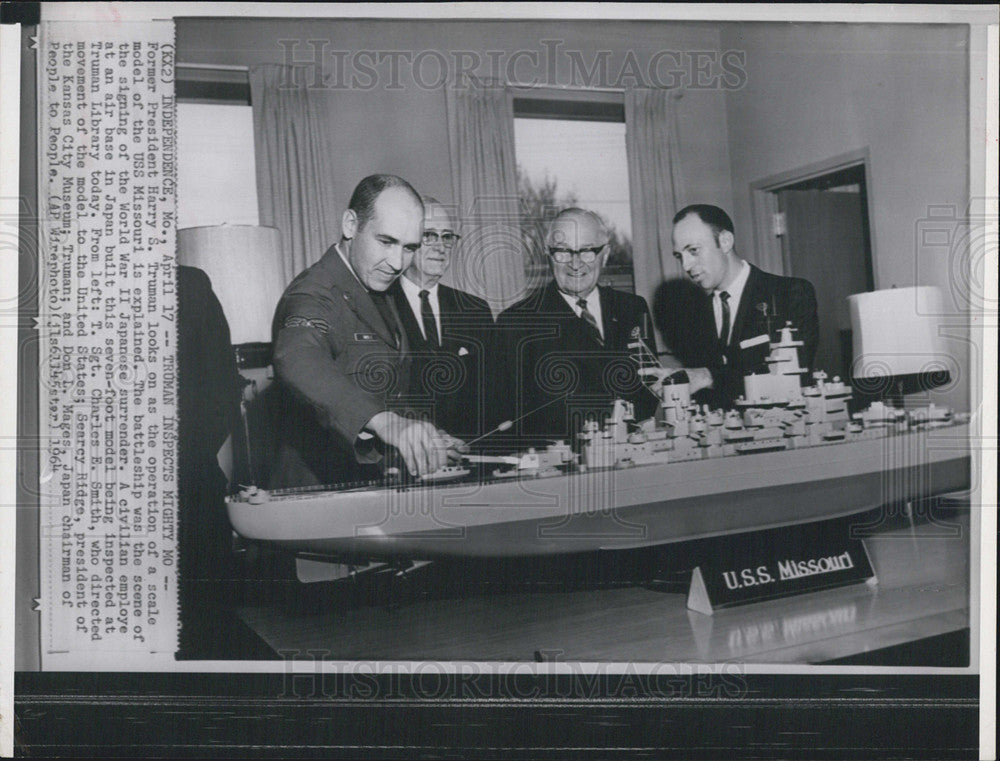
[242,317,963,494]
[565,320,961,474]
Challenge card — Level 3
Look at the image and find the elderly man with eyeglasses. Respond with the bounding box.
[494,207,660,444]
[388,198,495,441]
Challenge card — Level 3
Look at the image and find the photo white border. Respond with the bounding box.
[1,21,23,760]
[974,22,998,760]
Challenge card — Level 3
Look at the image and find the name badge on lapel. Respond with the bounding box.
[354,332,378,342]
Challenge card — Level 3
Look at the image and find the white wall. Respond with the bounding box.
[720,23,972,410]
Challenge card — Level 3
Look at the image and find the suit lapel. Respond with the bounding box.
[544,282,607,348]
[437,284,457,345]
[393,281,461,351]
[542,281,573,317]
[442,285,496,354]
[383,290,409,355]
[730,265,765,346]
[598,286,619,348]
[540,282,591,348]
[322,249,399,348]
[389,280,429,351]
[694,289,717,350]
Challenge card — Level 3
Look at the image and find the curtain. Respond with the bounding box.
[249,64,340,284]
[624,88,686,314]
[445,79,525,314]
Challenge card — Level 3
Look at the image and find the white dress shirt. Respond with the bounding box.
[714,259,751,345]
[559,288,605,340]
[399,275,442,342]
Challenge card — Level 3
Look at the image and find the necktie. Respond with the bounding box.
[577,298,603,346]
[370,291,400,348]
[718,290,731,347]
[419,289,440,347]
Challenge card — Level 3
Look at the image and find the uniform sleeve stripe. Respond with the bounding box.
[283,315,330,334]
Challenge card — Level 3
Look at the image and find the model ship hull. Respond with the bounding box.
[227,422,971,560]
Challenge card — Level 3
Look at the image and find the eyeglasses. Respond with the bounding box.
[547,244,606,264]
[422,230,461,248]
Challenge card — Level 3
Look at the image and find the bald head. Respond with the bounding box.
[341,182,424,291]
[546,208,609,299]
[546,208,608,250]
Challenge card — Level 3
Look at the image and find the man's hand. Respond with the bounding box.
[637,366,685,394]
[365,411,468,476]
[638,366,714,395]
[684,367,714,394]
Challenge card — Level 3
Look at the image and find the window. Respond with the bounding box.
[177,103,258,229]
[513,95,634,292]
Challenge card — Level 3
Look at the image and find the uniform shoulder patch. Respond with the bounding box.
[283,315,330,334]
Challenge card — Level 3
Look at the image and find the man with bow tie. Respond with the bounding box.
[270,174,466,487]
[652,204,819,409]
[388,198,495,441]
[495,207,659,444]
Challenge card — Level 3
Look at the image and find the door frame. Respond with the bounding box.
[749,147,878,287]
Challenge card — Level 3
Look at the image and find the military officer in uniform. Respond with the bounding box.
[270,174,466,487]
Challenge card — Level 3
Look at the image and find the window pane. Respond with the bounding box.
[514,117,633,292]
[177,103,258,229]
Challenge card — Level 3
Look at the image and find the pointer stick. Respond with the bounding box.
[463,421,513,448]
[464,392,572,447]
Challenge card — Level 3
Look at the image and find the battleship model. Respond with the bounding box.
[227,324,971,561]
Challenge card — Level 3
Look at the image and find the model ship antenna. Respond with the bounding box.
[628,336,681,395]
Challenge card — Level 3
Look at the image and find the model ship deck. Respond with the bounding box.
[227,325,972,560]
[228,418,970,560]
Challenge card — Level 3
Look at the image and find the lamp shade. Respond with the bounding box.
[178,225,286,345]
[848,286,950,382]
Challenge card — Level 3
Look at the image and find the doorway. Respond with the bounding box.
[751,152,876,381]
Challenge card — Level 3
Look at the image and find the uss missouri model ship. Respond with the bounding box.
[227,323,971,562]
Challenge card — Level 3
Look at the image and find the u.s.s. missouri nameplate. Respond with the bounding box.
[687,520,877,615]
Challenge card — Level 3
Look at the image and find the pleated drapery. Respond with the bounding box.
[445,80,526,315]
[625,87,686,313]
[249,64,340,284]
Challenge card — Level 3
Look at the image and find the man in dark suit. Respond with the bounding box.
[388,198,495,441]
[496,208,659,444]
[270,174,465,487]
[176,264,243,656]
[652,204,819,408]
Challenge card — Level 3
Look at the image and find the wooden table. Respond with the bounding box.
[237,508,970,665]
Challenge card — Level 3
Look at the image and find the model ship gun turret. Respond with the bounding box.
[413,316,966,481]
[566,319,969,471]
